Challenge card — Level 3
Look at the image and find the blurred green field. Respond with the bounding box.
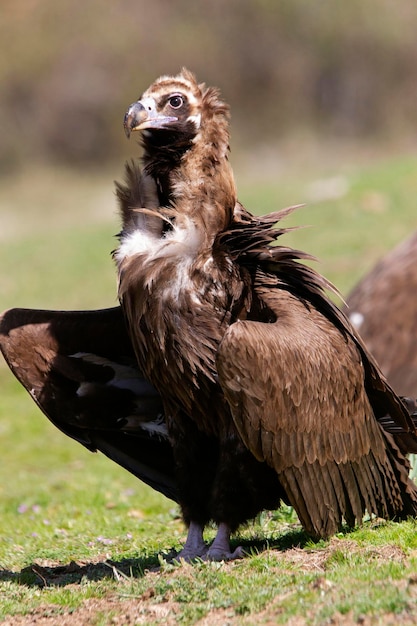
[2,152,417,312]
[1,153,417,624]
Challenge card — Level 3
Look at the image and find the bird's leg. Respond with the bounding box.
[205,522,245,561]
[175,521,208,561]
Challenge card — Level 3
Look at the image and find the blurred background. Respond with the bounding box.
[1,0,417,308]
[2,0,417,171]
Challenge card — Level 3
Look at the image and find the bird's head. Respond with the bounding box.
[124,68,229,154]
[123,69,235,223]
[124,68,204,141]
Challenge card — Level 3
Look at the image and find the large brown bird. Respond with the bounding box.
[345,231,417,397]
[113,68,417,559]
[1,69,417,562]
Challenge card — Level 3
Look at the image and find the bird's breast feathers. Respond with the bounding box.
[116,216,230,307]
[116,215,202,264]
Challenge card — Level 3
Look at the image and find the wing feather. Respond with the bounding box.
[0,307,177,502]
[218,292,378,468]
[217,288,417,535]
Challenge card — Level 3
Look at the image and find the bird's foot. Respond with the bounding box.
[174,544,208,562]
[205,544,245,561]
[170,521,246,563]
[204,522,246,561]
[172,520,208,562]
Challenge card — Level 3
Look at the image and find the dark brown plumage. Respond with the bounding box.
[2,69,417,562]
[344,231,417,397]
[0,307,177,501]
[114,68,417,559]
[1,304,417,532]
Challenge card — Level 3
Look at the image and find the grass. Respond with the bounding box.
[1,151,417,624]
[238,150,417,296]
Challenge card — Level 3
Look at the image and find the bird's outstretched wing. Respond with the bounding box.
[0,306,177,502]
[217,287,417,537]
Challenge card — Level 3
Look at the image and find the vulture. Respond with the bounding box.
[1,68,417,562]
[114,68,417,559]
[344,231,417,398]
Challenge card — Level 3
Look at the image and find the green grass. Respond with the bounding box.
[238,151,417,296]
[1,153,417,624]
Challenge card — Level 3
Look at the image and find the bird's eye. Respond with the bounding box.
[168,95,184,109]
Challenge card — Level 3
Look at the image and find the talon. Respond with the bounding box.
[173,544,208,563]
[205,545,245,561]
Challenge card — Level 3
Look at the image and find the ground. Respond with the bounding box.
[2,538,417,625]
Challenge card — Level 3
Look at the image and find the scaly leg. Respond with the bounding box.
[206,522,245,561]
[175,521,208,561]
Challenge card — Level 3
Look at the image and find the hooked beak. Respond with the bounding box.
[123,97,178,138]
